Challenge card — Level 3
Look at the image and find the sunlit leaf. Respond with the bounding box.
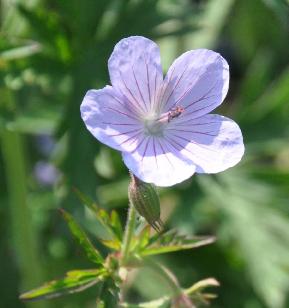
[98,239,121,250]
[60,209,104,265]
[140,230,215,256]
[20,268,107,301]
[133,226,151,252]
[185,278,220,295]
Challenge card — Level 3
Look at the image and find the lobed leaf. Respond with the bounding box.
[73,188,123,243]
[20,269,107,301]
[139,230,215,256]
[60,209,104,265]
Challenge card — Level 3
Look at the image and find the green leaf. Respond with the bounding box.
[73,188,123,242]
[98,239,121,250]
[140,230,215,256]
[0,42,42,61]
[20,269,107,301]
[133,226,151,252]
[120,295,170,308]
[60,209,104,265]
[96,277,120,308]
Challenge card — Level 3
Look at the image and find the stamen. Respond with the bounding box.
[144,105,184,136]
[168,106,184,122]
[157,105,184,124]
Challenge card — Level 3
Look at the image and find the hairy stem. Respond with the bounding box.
[121,202,137,264]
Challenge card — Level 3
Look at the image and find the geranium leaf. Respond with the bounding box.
[60,209,104,265]
[110,210,123,241]
[73,188,123,242]
[98,238,121,250]
[20,269,107,301]
[140,230,215,256]
[133,226,151,252]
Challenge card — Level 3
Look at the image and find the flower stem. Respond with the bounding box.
[121,202,137,264]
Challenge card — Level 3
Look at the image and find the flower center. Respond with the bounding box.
[143,105,184,136]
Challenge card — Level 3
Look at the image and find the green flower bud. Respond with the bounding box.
[128,173,163,232]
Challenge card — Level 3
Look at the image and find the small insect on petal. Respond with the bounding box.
[128,173,163,232]
[168,105,184,122]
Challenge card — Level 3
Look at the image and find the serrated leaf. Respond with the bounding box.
[133,226,151,253]
[140,230,215,256]
[110,210,123,241]
[98,239,121,250]
[60,209,104,265]
[20,269,107,301]
[73,188,123,243]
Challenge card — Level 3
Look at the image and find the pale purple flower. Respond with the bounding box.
[34,161,60,186]
[80,36,244,187]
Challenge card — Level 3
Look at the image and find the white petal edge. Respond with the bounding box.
[165,114,244,174]
[108,36,163,115]
[160,49,229,119]
[80,86,144,152]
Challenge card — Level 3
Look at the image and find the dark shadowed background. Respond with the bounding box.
[1,0,289,307]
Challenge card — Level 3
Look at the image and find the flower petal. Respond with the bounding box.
[108,36,163,115]
[80,86,144,152]
[165,114,244,173]
[122,136,196,187]
[160,49,229,119]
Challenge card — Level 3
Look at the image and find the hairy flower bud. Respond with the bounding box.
[128,173,163,232]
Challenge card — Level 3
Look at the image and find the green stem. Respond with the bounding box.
[1,129,49,308]
[121,202,137,264]
[145,259,182,296]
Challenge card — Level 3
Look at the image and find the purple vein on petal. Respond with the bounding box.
[107,127,142,137]
[168,132,219,153]
[119,71,146,114]
[153,68,158,106]
[157,66,176,112]
[132,65,148,112]
[165,135,193,155]
[156,138,174,169]
[106,91,141,117]
[161,65,189,111]
[176,120,219,127]
[172,80,217,111]
[101,122,139,126]
[103,106,139,121]
[144,57,152,110]
[131,135,147,154]
[185,94,217,111]
[182,100,220,119]
[166,128,218,137]
[141,137,150,162]
[119,130,143,147]
[165,135,215,165]
[152,136,158,169]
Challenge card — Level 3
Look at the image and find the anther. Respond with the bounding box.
[168,106,184,122]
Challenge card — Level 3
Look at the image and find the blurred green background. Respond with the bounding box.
[1,0,289,307]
